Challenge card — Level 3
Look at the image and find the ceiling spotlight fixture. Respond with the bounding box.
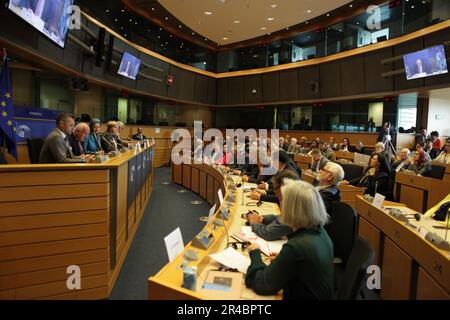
[261,27,267,30]
[307,9,312,14]
[349,4,353,7]
[267,17,275,21]
[222,37,228,40]
[106,9,110,13]
[165,17,168,20]
[192,32,195,35]
[286,27,290,30]
[270,4,278,8]
[233,20,240,24]
[204,11,213,15]
[327,13,330,17]
[305,21,309,24]
[151,7,155,11]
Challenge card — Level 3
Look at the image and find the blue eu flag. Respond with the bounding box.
[0,56,18,160]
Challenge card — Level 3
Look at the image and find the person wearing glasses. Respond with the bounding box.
[316,162,344,213]
[245,180,334,300]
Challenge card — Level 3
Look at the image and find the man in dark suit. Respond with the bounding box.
[67,122,90,156]
[316,162,344,213]
[39,113,92,163]
[132,127,147,141]
[309,148,329,174]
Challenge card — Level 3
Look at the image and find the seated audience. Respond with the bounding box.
[132,128,147,141]
[341,153,390,197]
[316,162,344,213]
[407,150,432,176]
[287,138,300,154]
[339,138,356,152]
[308,148,329,174]
[245,181,334,300]
[430,131,442,152]
[246,171,299,241]
[279,137,289,151]
[319,141,335,160]
[102,121,128,153]
[83,118,103,154]
[392,148,411,172]
[435,141,450,164]
[67,122,90,156]
[415,142,432,161]
[39,113,92,163]
[329,137,339,151]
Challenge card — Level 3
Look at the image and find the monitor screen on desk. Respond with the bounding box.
[8,0,74,48]
[117,51,141,80]
[403,45,448,80]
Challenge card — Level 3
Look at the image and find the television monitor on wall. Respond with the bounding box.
[8,0,74,48]
[403,45,448,80]
[117,52,141,80]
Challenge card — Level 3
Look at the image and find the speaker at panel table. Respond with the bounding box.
[117,52,141,80]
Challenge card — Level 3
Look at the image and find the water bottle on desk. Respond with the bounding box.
[183,266,197,292]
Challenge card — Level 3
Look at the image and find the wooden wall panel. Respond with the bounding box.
[195,74,209,104]
[320,61,341,98]
[262,72,279,102]
[207,175,214,205]
[341,56,365,96]
[217,78,228,105]
[298,65,320,100]
[244,75,263,104]
[279,69,299,101]
[0,170,109,187]
[364,47,394,93]
[191,167,199,194]
[182,164,191,189]
[199,171,207,200]
[228,77,244,105]
[208,77,217,105]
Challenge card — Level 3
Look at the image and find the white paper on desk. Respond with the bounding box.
[373,193,385,209]
[218,189,224,205]
[164,227,184,263]
[209,247,251,274]
[255,238,287,257]
[241,226,258,240]
[208,204,217,224]
[242,186,253,190]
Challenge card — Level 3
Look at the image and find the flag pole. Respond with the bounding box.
[1,48,7,160]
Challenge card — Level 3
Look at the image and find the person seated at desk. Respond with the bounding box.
[316,162,344,213]
[430,131,442,153]
[307,148,329,175]
[307,140,319,155]
[329,137,339,151]
[341,153,390,197]
[116,121,130,147]
[245,181,334,300]
[287,138,300,154]
[67,122,90,156]
[339,138,356,153]
[39,113,93,164]
[247,171,300,241]
[319,141,335,160]
[392,148,411,172]
[251,151,300,203]
[101,121,128,153]
[415,142,431,161]
[435,141,450,164]
[132,127,147,141]
[279,137,289,152]
[404,150,432,176]
[424,193,450,224]
[240,154,272,184]
[83,118,103,154]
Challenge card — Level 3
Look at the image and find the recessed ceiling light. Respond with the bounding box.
[411,5,415,8]
[286,27,290,30]
[205,38,208,41]
[267,17,275,21]
[233,20,240,24]
[121,9,125,13]
[204,11,212,15]
[179,25,182,28]
[270,4,278,8]
[307,10,312,14]
[159,28,162,31]
[349,4,353,7]
[261,27,267,30]
[124,34,127,37]
[106,9,110,13]
[327,13,330,17]
[305,21,309,24]
[152,7,155,11]
[165,17,168,20]
[115,18,118,22]
[192,32,195,35]
[135,22,138,25]
[222,37,228,40]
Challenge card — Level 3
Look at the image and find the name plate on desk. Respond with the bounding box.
[373,193,385,209]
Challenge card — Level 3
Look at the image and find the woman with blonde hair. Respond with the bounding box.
[245,180,334,300]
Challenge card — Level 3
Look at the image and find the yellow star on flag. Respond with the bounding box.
[4,93,11,99]
[7,120,12,126]
[13,127,16,132]
[0,101,6,107]
[1,111,7,117]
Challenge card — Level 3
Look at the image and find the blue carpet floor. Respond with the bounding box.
[109,166,210,300]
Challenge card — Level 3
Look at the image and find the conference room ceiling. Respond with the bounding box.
[155,0,353,45]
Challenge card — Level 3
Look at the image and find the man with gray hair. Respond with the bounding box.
[392,148,411,172]
[316,162,344,213]
[67,122,90,156]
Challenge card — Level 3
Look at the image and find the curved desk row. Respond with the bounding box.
[148,163,281,300]
[0,146,154,299]
[356,195,450,300]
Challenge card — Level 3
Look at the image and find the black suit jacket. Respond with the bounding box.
[132,133,147,141]
[67,133,83,156]
[318,186,341,213]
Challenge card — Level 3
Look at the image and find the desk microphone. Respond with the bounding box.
[213,218,230,249]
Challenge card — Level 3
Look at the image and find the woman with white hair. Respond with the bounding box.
[245,180,334,300]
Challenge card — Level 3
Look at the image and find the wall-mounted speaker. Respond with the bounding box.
[106,34,115,69]
[95,28,106,67]
[311,81,319,93]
